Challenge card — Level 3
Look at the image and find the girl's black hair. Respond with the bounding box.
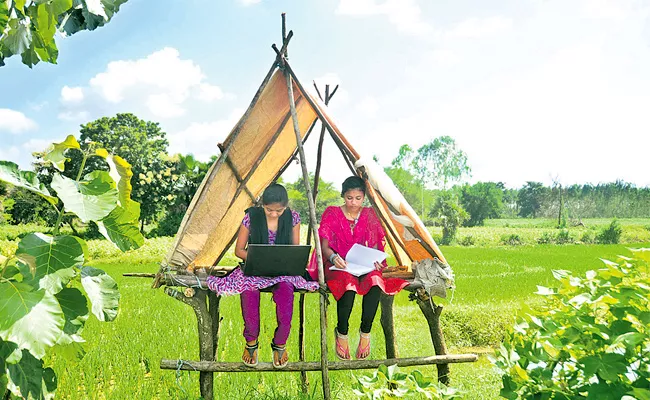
[262,183,289,206]
[341,176,366,197]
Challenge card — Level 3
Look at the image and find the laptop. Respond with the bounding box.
[243,244,312,277]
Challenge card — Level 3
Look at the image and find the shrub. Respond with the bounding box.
[536,232,554,245]
[554,229,574,244]
[431,192,468,245]
[458,235,475,246]
[149,210,184,237]
[492,250,650,400]
[580,230,595,244]
[596,219,622,244]
[500,234,522,246]
[353,364,462,399]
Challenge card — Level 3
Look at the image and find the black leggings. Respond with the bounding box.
[336,286,382,335]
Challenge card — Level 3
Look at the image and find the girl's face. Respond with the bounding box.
[343,189,365,212]
[263,202,286,219]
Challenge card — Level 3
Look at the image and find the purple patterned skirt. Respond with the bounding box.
[206,267,319,296]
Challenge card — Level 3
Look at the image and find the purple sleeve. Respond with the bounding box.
[291,210,301,226]
[242,213,251,229]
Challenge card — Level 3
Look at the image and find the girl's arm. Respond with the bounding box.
[234,224,249,261]
[292,223,300,245]
[322,238,347,269]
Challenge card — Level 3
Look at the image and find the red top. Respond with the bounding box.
[308,206,408,300]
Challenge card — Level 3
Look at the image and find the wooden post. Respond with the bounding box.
[165,288,215,399]
[283,69,331,400]
[414,288,450,384]
[380,294,398,359]
[208,292,221,359]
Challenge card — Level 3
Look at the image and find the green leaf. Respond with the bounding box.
[46,0,74,17]
[0,339,18,372]
[6,349,57,400]
[0,161,58,205]
[0,281,44,331]
[51,171,119,223]
[97,201,144,251]
[83,0,107,19]
[55,287,88,335]
[20,41,40,68]
[612,332,645,347]
[106,154,134,206]
[52,333,86,361]
[81,266,119,322]
[0,290,64,359]
[0,1,9,33]
[43,135,80,171]
[581,354,628,382]
[628,388,650,400]
[16,233,86,294]
[3,18,32,55]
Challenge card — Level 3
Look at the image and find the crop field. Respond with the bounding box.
[2,218,649,399]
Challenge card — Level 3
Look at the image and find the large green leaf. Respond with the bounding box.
[0,161,58,205]
[6,349,57,400]
[42,135,80,172]
[0,1,10,34]
[55,287,88,335]
[3,18,32,55]
[81,266,119,322]
[51,171,118,223]
[0,290,64,359]
[45,0,74,18]
[16,233,86,294]
[0,339,18,371]
[95,150,133,206]
[0,281,44,331]
[97,201,144,251]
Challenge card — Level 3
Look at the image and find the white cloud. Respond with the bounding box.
[581,0,628,20]
[336,0,432,36]
[0,109,37,134]
[146,94,186,118]
[430,49,460,67]
[356,96,379,118]
[60,86,84,103]
[168,108,244,161]
[238,0,261,6]
[0,146,20,163]
[196,83,224,102]
[58,111,90,121]
[28,101,48,111]
[442,16,513,39]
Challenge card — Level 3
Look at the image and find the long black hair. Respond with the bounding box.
[262,183,289,206]
[341,176,366,197]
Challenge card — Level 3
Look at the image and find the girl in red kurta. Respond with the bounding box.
[308,176,408,360]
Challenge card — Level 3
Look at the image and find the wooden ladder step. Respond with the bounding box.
[161,354,478,373]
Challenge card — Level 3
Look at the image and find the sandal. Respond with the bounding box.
[242,341,259,367]
[356,331,371,360]
[334,328,351,360]
[271,342,288,369]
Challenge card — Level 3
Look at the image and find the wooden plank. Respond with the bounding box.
[161,354,478,372]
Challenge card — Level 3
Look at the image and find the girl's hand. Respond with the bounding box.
[333,255,347,269]
[374,261,384,271]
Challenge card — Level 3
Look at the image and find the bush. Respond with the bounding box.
[596,219,622,244]
[500,233,522,246]
[492,250,650,400]
[149,210,184,237]
[431,192,468,245]
[554,229,574,244]
[536,232,554,244]
[580,230,595,244]
[458,235,475,246]
[353,364,462,399]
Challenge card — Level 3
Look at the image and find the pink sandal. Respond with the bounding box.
[356,331,371,360]
[334,328,351,360]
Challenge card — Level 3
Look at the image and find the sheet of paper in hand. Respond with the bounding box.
[330,243,388,277]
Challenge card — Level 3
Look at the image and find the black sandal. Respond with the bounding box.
[242,341,258,367]
[271,342,288,369]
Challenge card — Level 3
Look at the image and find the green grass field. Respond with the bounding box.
[2,219,649,399]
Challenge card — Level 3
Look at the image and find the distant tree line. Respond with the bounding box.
[1,114,647,240]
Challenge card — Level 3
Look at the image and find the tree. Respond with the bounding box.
[0,0,128,68]
[66,113,178,230]
[286,173,340,223]
[460,182,504,226]
[517,181,549,218]
[430,191,468,245]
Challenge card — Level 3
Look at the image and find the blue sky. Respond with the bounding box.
[1,0,649,189]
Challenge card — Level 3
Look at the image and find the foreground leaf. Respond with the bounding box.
[16,233,86,294]
[0,161,58,205]
[6,349,57,400]
[42,135,80,171]
[55,287,89,335]
[0,281,45,331]
[51,171,118,223]
[97,200,144,251]
[0,290,64,359]
[81,266,119,322]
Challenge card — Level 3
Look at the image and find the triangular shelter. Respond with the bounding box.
[163,67,446,272]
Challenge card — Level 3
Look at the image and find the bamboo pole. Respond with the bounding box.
[284,70,331,400]
[161,354,478,372]
[380,294,398,359]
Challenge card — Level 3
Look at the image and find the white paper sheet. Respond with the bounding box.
[329,243,388,277]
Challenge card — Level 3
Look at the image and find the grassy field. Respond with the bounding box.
[2,219,649,399]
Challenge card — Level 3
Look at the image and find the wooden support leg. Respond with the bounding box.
[165,288,215,399]
[380,294,398,359]
[208,292,221,359]
[298,293,309,394]
[414,289,449,385]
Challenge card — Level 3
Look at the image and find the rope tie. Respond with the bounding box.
[175,359,197,395]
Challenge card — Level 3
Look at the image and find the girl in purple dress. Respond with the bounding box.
[206,184,318,368]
